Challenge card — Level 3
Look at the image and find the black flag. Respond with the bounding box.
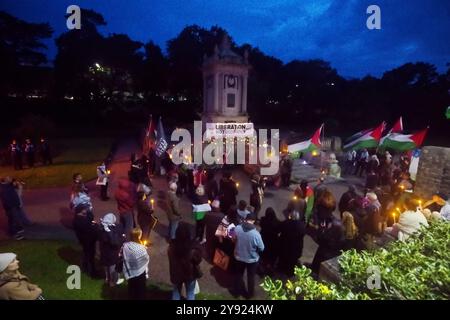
[155,117,168,157]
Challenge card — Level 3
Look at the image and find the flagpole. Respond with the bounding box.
[321,123,324,172]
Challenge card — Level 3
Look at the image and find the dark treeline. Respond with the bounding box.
[0,9,449,145]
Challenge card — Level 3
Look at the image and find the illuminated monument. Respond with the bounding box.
[201,35,250,126]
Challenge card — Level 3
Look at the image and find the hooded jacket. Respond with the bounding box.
[114,179,136,215]
[233,222,265,263]
[396,210,429,241]
[166,190,181,221]
[0,182,20,211]
[0,271,42,300]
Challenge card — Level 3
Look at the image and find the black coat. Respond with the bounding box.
[73,214,97,248]
[0,183,20,211]
[365,172,379,190]
[219,179,238,212]
[279,219,305,262]
[312,216,345,273]
[98,225,125,266]
[260,217,281,261]
[168,243,202,284]
[205,179,219,202]
[250,179,264,209]
[338,190,356,214]
[192,194,208,206]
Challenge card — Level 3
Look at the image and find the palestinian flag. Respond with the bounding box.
[143,115,156,154]
[380,117,404,145]
[288,124,323,154]
[344,127,373,143]
[380,128,429,151]
[390,117,404,133]
[343,122,385,151]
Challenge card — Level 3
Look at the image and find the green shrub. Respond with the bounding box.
[263,220,450,300]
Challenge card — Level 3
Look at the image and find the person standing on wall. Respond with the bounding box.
[97,162,110,201]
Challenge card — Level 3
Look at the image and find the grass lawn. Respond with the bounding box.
[0,239,228,300]
[0,138,113,189]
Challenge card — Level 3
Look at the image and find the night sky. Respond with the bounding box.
[1,0,449,78]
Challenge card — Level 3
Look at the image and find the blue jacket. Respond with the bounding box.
[0,182,20,211]
[234,222,265,263]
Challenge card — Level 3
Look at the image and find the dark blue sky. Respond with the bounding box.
[1,0,449,78]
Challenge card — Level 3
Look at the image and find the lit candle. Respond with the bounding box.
[236,182,240,188]
[392,212,396,224]
[107,170,111,175]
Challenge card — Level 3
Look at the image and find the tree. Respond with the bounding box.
[0,11,52,95]
[54,9,106,99]
[138,41,169,97]
[55,9,144,107]
[167,25,229,101]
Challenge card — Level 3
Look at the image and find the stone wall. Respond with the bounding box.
[414,146,450,199]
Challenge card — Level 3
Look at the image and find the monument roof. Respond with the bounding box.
[203,34,249,67]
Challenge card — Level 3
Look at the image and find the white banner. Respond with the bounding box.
[205,123,254,139]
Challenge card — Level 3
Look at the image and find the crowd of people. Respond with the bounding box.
[68,159,155,300]
[7,138,52,170]
[1,144,449,301]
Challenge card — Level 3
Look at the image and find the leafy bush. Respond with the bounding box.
[262,220,450,300]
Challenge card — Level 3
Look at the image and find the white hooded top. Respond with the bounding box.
[122,241,149,280]
[397,210,429,241]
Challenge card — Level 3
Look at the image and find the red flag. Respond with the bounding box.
[370,122,386,141]
[410,127,429,147]
[311,124,324,147]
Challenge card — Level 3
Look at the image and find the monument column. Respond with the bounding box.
[242,74,248,113]
[214,72,219,114]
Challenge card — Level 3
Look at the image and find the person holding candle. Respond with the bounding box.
[386,198,428,241]
[137,190,155,245]
[121,228,149,300]
[166,182,182,240]
[219,171,238,214]
[98,213,125,287]
[96,162,110,201]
